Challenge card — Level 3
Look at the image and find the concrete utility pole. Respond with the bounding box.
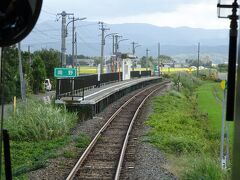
[197,42,200,77]
[146,48,150,71]
[75,32,77,64]
[131,42,137,55]
[99,22,110,74]
[17,42,26,101]
[72,17,75,67]
[57,11,74,67]
[158,43,161,76]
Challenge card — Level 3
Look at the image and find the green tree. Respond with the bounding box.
[34,49,60,79]
[140,56,147,68]
[0,46,20,103]
[159,55,173,64]
[32,56,46,94]
[218,64,228,72]
[34,49,60,89]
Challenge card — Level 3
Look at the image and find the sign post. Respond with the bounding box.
[54,68,77,78]
[220,80,229,169]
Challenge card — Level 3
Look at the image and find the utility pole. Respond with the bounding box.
[99,22,110,74]
[146,48,150,71]
[197,42,200,77]
[17,42,26,101]
[131,42,137,55]
[158,43,160,76]
[57,11,74,67]
[75,32,77,64]
[72,17,75,67]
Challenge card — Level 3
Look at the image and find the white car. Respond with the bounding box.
[44,79,52,91]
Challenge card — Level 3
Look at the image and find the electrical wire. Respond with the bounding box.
[41,9,56,16]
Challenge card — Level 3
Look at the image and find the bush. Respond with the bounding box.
[5,99,78,141]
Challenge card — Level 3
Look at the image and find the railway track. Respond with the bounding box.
[66,81,170,180]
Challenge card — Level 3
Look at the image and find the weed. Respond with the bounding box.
[62,150,78,158]
[74,134,91,149]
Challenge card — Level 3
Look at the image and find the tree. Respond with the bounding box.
[218,64,228,72]
[34,49,60,89]
[140,56,147,68]
[159,55,173,64]
[0,46,20,103]
[34,49,60,79]
[32,56,46,94]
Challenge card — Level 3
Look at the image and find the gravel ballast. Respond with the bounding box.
[28,82,176,179]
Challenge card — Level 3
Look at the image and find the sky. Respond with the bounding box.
[39,0,231,29]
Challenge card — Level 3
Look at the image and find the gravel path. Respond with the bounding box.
[121,82,177,180]
[28,82,177,180]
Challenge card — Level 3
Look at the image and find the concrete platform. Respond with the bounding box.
[56,76,162,117]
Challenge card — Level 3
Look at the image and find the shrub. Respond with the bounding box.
[5,99,78,141]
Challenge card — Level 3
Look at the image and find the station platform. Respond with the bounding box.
[56,76,162,117]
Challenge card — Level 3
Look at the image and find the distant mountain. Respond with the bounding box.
[22,21,229,64]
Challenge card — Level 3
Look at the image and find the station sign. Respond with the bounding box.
[54,68,77,78]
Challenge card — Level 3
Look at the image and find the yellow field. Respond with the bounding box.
[78,66,97,74]
[77,66,190,75]
[134,67,190,73]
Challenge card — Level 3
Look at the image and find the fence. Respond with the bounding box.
[56,72,122,99]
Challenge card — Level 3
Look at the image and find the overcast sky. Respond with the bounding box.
[38,0,231,29]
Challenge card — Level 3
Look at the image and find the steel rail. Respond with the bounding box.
[114,82,168,180]
[66,81,169,180]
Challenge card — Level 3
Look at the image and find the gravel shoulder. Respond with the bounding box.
[122,82,177,180]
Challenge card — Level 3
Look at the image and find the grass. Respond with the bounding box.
[5,99,78,141]
[74,133,91,149]
[2,98,91,179]
[196,82,222,131]
[11,136,70,178]
[145,74,228,179]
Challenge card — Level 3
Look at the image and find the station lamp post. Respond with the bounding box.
[133,45,141,55]
[116,38,129,53]
[104,33,118,55]
[217,0,239,179]
[66,17,87,66]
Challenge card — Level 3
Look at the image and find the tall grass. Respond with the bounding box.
[182,158,226,180]
[5,99,78,141]
[172,72,202,91]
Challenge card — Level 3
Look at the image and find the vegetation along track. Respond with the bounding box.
[67,81,170,180]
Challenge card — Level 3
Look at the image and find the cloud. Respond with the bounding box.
[39,0,228,29]
[41,0,211,18]
[103,2,229,29]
